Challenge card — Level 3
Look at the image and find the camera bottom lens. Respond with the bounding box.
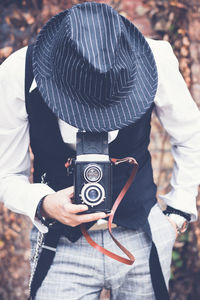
[80,183,105,207]
[87,189,99,200]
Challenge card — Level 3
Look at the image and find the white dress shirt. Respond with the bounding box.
[0,38,200,233]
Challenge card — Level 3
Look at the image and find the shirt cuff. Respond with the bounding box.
[34,217,49,234]
[159,187,198,222]
[2,179,55,233]
[28,184,55,233]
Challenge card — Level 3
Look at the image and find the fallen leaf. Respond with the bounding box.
[0,47,13,59]
[180,46,189,57]
[0,240,5,249]
[178,28,186,35]
[23,13,35,25]
[182,36,190,47]
[170,1,187,9]
[11,223,21,233]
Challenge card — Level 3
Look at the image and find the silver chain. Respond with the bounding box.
[29,231,44,296]
[28,174,48,298]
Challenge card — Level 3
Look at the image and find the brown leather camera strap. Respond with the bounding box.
[81,157,138,265]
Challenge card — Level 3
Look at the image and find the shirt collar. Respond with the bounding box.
[29,78,37,93]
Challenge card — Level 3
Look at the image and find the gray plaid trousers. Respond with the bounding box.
[30,203,176,300]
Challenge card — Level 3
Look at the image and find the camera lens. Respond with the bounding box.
[84,165,102,182]
[86,186,102,203]
[88,189,99,201]
[80,183,105,207]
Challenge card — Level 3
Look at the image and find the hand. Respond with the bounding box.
[42,186,112,227]
[166,216,178,239]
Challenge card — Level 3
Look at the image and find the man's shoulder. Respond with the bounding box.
[0,46,28,84]
[146,38,172,54]
[146,38,178,66]
[146,37,171,49]
[0,46,27,69]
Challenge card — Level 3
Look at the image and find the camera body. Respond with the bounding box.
[74,131,112,213]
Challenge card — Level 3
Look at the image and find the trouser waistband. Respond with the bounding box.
[89,220,117,231]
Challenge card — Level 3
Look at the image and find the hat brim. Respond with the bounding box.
[33,9,158,132]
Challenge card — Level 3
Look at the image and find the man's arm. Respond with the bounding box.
[0,48,109,233]
[149,39,200,221]
[0,47,56,232]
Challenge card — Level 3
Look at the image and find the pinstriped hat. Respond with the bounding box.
[32,2,158,132]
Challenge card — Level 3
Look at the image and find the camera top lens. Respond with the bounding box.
[84,164,102,182]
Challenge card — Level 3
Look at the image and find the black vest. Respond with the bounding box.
[26,46,170,300]
[25,45,157,241]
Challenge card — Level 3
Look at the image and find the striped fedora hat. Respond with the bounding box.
[32,2,158,132]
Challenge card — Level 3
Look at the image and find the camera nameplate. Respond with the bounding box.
[76,154,109,162]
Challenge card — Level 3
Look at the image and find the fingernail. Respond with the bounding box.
[82,205,88,210]
[107,211,113,216]
[101,213,107,218]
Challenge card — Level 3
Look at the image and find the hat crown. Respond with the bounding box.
[51,3,135,106]
[70,3,121,72]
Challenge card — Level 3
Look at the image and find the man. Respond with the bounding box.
[0,2,200,300]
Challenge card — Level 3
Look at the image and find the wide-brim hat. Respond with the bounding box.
[32,2,158,132]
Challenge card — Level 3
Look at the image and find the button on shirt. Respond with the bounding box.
[0,38,200,233]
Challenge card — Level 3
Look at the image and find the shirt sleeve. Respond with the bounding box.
[152,40,200,221]
[0,47,55,233]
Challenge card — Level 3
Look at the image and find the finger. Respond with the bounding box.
[62,186,74,202]
[75,212,107,224]
[166,216,178,237]
[63,202,88,214]
[107,210,114,216]
[64,186,74,195]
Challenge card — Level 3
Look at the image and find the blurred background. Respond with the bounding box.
[0,0,200,299]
